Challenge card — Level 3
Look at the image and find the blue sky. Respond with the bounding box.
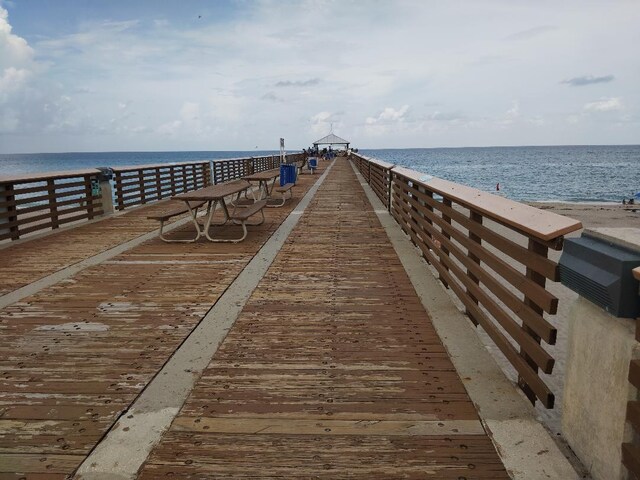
[1,0,639,153]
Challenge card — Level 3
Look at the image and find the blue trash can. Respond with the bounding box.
[308,157,318,172]
[287,164,297,185]
[280,164,296,186]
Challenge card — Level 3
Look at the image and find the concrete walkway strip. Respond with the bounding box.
[349,161,580,480]
[74,163,334,480]
[0,214,197,310]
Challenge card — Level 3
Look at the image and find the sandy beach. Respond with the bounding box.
[528,201,640,230]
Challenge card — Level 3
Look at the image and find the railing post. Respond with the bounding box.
[518,238,549,407]
[170,167,177,196]
[138,169,146,204]
[0,183,19,240]
[155,167,162,200]
[47,179,60,229]
[466,211,482,326]
[114,171,124,211]
[386,168,392,211]
[436,197,454,288]
[388,170,395,213]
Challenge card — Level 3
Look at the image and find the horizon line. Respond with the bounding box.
[1,142,639,156]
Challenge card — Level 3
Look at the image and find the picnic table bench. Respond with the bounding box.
[272,183,295,207]
[148,179,267,243]
[147,200,207,243]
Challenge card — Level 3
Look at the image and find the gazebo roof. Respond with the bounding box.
[313,133,350,146]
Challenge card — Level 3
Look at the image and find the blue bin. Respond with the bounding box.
[308,158,318,171]
[279,164,297,186]
[288,164,297,184]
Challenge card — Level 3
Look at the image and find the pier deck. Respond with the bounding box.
[1,159,509,478]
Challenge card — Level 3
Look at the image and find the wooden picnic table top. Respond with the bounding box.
[243,168,280,181]
[172,179,251,202]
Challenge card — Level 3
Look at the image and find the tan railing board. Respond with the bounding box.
[110,160,210,174]
[0,168,102,184]
[623,267,640,478]
[112,162,211,211]
[392,166,582,243]
[0,170,104,241]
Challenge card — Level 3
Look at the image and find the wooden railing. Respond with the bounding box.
[369,158,394,210]
[112,161,211,211]
[212,157,252,185]
[0,153,311,241]
[354,153,370,182]
[212,153,305,184]
[623,266,640,477]
[351,152,583,407]
[0,170,104,241]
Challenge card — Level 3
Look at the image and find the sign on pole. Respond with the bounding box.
[280,138,285,164]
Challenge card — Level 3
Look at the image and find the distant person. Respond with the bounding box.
[496,183,500,192]
[630,198,635,205]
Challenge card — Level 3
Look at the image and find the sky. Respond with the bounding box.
[0,0,639,153]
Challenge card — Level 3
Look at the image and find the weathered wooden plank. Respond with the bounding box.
[138,159,508,478]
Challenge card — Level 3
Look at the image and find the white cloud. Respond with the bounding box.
[0,66,29,93]
[366,105,409,125]
[583,97,623,112]
[0,6,33,68]
[0,5,35,104]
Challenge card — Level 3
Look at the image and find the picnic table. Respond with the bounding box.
[243,168,280,200]
[170,179,264,243]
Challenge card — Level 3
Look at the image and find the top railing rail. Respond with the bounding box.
[350,151,583,408]
[0,169,102,184]
[110,160,210,174]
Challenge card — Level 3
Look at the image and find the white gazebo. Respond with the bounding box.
[313,133,350,150]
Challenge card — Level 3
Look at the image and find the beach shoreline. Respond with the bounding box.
[527,201,640,230]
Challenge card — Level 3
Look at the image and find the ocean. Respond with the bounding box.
[1,145,638,203]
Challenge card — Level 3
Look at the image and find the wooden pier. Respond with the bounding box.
[0,156,582,478]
